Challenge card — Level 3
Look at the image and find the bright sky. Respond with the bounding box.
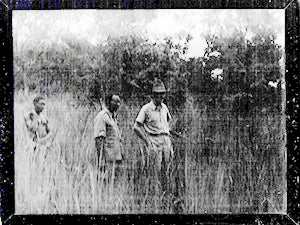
[13,9,284,58]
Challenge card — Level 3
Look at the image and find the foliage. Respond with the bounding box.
[14,29,283,114]
[13,25,285,215]
[88,35,191,107]
[197,30,283,115]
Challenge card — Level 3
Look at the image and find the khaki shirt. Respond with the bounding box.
[136,101,172,135]
[24,110,49,142]
[94,108,122,161]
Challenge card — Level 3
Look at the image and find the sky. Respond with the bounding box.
[13,9,285,58]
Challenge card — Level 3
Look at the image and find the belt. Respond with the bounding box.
[148,132,169,137]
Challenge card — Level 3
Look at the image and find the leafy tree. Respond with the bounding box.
[199,30,283,114]
[14,28,283,115]
[87,35,191,107]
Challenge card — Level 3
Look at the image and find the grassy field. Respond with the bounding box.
[14,91,286,214]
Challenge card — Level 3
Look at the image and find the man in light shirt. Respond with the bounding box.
[134,79,173,196]
[94,94,124,178]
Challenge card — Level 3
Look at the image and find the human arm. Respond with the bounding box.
[95,136,105,159]
[37,133,52,145]
[94,113,107,159]
[36,117,53,145]
[163,103,175,132]
[24,112,38,141]
[133,121,151,147]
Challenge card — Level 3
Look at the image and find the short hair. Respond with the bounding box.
[33,96,45,105]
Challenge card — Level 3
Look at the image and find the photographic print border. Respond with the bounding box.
[0,0,299,224]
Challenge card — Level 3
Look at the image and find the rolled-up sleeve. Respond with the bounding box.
[162,103,172,122]
[135,106,146,124]
[94,114,106,139]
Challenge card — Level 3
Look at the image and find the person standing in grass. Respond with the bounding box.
[134,79,174,209]
[94,94,124,180]
[24,96,54,202]
[24,96,53,150]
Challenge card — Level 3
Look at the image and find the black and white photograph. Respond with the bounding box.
[13,9,286,214]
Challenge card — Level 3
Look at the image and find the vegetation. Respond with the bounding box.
[14,29,286,214]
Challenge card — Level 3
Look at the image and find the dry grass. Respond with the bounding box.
[14,91,286,214]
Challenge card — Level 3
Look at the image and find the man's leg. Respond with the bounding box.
[159,136,175,212]
[146,140,162,212]
[97,148,106,184]
[162,136,174,195]
[114,160,122,185]
[154,148,163,212]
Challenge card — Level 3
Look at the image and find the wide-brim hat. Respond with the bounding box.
[152,79,167,93]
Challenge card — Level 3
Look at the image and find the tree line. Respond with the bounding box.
[14,29,283,115]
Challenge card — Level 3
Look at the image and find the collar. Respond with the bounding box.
[150,100,162,111]
[103,107,117,120]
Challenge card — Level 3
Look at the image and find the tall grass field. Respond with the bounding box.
[14,91,286,214]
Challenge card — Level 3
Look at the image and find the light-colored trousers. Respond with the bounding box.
[147,134,173,171]
[140,134,174,192]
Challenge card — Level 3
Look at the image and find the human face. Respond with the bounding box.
[109,95,121,112]
[152,92,165,106]
[34,100,45,114]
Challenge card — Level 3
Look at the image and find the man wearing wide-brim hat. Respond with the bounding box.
[134,79,174,197]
